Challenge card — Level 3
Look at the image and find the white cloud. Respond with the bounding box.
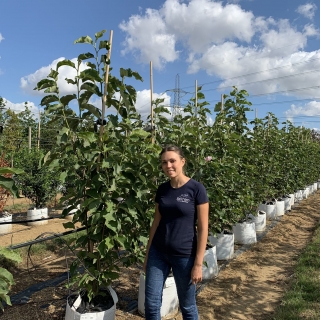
[120,0,255,68]
[119,0,320,99]
[2,98,38,115]
[20,57,89,96]
[285,100,320,122]
[119,9,178,69]
[0,33,4,42]
[296,3,317,20]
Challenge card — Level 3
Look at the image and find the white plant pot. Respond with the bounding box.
[308,184,313,194]
[65,286,118,320]
[296,190,304,202]
[289,193,295,206]
[303,188,309,199]
[0,213,12,235]
[275,199,285,217]
[138,273,179,318]
[266,202,276,220]
[249,211,266,231]
[202,245,219,279]
[317,181,320,189]
[208,231,234,260]
[27,208,48,226]
[258,202,267,213]
[233,220,257,245]
[284,197,291,212]
[313,182,318,192]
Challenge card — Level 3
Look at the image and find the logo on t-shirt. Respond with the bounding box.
[176,194,190,203]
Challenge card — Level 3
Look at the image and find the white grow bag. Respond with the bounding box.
[289,193,295,206]
[275,199,285,217]
[284,196,291,212]
[249,211,266,232]
[27,208,48,226]
[303,187,309,199]
[258,202,267,213]
[0,213,12,235]
[313,182,318,192]
[65,286,118,320]
[208,231,234,260]
[233,220,257,245]
[266,202,276,220]
[138,273,179,318]
[202,245,219,279]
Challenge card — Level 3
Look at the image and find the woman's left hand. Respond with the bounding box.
[191,264,202,285]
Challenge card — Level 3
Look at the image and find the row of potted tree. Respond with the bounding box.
[2,30,320,318]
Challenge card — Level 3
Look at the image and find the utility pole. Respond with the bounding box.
[166,74,188,120]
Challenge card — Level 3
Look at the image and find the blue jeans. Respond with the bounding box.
[145,245,198,320]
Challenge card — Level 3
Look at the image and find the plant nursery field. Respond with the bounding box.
[1,191,320,320]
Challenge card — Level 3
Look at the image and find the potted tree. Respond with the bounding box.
[13,148,61,226]
[35,30,160,319]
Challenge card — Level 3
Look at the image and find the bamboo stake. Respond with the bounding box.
[220,93,224,125]
[150,61,154,143]
[37,110,41,150]
[99,30,113,139]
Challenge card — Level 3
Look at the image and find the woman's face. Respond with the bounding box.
[161,151,185,178]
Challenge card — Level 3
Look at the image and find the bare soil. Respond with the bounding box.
[1,192,320,320]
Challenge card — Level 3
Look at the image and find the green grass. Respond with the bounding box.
[270,224,320,320]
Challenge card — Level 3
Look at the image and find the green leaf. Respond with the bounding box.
[80,103,101,118]
[80,82,102,97]
[59,172,68,183]
[79,69,103,83]
[0,268,14,284]
[78,52,95,61]
[44,86,59,94]
[86,62,97,69]
[0,176,19,198]
[132,71,143,82]
[0,248,21,263]
[130,129,150,138]
[65,78,77,85]
[95,30,106,40]
[48,69,59,81]
[99,40,109,50]
[56,59,76,70]
[78,132,97,144]
[35,79,56,91]
[45,103,63,113]
[40,95,59,106]
[0,168,24,175]
[74,35,93,45]
[63,222,75,229]
[60,94,77,106]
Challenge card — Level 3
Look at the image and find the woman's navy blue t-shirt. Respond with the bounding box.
[152,179,208,257]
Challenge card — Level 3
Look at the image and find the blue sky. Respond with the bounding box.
[1,0,320,128]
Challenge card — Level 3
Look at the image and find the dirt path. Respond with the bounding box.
[1,192,320,319]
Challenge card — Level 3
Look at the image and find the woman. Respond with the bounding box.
[143,145,209,320]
